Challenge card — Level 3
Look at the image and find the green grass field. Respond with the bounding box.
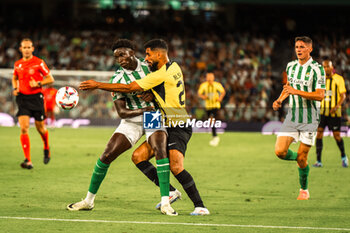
[0,126,350,233]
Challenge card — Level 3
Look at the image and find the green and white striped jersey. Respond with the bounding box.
[109,58,154,110]
[286,58,326,124]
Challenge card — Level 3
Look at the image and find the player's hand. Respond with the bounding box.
[29,77,40,88]
[273,100,282,111]
[143,106,155,112]
[79,80,99,90]
[330,106,338,114]
[283,81,297,95]
[13,89,19,96]
[138,91,154,102]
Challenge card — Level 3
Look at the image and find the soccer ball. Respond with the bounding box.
[55,86,79,110]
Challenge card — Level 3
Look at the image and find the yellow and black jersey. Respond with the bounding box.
[198,81,225,109]
[135,61,188,123]
[320,73,347,117]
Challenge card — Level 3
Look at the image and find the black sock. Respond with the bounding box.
[175,169,204,208]
[336,139,346,157]
[136,161,176,191]
[212,126,217,137]
[316,138,323,162]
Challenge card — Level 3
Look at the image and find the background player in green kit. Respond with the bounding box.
[272,36,325,200]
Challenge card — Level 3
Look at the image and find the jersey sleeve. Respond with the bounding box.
[135,68,166,91]
[39,60,50,76]
[13,62,18,76]
[315,66,326,90]
[198,83,205,95]
[216,83,225,93]
[338,76,347,94]
[110,71,125,101]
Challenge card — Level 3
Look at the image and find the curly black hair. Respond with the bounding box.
[112,39,136,51]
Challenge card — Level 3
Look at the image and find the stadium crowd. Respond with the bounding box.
[1,29,349,122]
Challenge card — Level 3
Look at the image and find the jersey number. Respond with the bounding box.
[176,80,185,106]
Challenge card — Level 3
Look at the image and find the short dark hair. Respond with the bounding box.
[112,39,135,51]
[20,38,33,45]
[144,39,168,51]
[295,36,313,45]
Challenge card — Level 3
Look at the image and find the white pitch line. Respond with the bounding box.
[0,216,349,231]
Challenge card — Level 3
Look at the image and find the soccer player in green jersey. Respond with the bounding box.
[80,39,209,216]
[67,39,179,215]
[273,36,325,200]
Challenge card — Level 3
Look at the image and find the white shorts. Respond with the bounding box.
[277,120,318,146]
[114,119,166,146]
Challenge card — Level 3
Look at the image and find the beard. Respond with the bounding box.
[149,62,159,72]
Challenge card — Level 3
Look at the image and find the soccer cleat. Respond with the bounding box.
[160,203,178,216]
[209,136,220,147]
[43,149,50,164]
[297,189,310,200]
[312,161,323,168]
[67,199,94,211]
[342,156,348,168]
[156,190,182,210]
[20,159,33,169]
[190,207,210,216]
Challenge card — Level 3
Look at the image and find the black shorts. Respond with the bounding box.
[16,93,46,121]
[206,108,219,118]
[318,115,341,132]
[167,126,192,156]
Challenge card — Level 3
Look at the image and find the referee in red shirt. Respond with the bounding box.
[12,38,55,169]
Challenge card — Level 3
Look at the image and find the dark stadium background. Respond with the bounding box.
[0,0,349,133]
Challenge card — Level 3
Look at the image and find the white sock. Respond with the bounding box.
[161,196,169,206]
[85,191,96,204]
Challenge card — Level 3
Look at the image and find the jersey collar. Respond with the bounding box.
[123,59,142,74]
[300,57,313,67]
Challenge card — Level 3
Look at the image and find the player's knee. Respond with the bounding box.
[20,126,29,134]
[152,146,167,160]
[131,151,144,164]
[275,148,287,159]
[296,154,307,166]
[334,135,342,142]
[170,163,183,176]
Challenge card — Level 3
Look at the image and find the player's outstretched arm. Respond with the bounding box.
[79,80,143,93]
[115,99,154,119]
[273,88,289,111]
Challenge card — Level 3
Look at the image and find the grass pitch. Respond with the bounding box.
[0,126,349,233]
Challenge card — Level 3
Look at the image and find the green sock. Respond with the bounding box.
[156,158,170,197]
[298,165,310,190]
[88,159,110,194]
[284,149,298,161]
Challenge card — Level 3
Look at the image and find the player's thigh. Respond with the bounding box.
[275,136,295,153]
[18,115,30,133]
[101,133,132,164]
[132,141,154,164]
[147,131,167,160]
[169,149,184,175]
[114,119,144,147]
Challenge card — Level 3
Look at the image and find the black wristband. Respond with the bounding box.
[37,81,42,87]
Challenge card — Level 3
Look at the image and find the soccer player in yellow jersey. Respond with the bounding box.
[80,39,209,216]
[313,60,348,168]
[198,72,225,146]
